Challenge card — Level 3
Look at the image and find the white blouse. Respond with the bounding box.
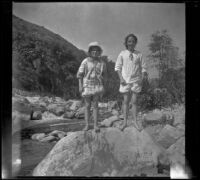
[115,50,147,83]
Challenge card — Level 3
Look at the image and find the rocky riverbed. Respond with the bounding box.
[12,89,185,177]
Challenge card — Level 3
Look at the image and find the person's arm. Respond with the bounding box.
[116,70,126,85]
[115,53,126,85]
[78,78,83,94]
[77,59,86,94]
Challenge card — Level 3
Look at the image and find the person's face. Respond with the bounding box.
[127,36,137,51]
[90,47,101,58]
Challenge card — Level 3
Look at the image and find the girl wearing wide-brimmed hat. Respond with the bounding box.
[77,42,107,132]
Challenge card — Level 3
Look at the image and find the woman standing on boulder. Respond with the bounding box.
[115,34,148,131]
[77,42,107,132]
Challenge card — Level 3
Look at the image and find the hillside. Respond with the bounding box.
[13,15,86,61]
[12,14,87,98]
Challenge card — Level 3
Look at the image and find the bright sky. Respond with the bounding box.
[13,2,185,78]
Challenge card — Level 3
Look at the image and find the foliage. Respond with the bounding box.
[12,15,122,101]
[101,56,122,102]
[13,15,87,99]
[140,30,185,109]
[148,30,184,80]
[13,15,184,110]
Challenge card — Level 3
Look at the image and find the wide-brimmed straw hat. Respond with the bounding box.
[88,42,102,52]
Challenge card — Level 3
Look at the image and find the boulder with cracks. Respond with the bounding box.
[33,127,165,176]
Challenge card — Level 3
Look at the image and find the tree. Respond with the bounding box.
[147,30,185,104]
[148,30,183,81]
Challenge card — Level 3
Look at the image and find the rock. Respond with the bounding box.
[111,109,119,116]
[47,104,65,116]
[75,107,85,119]
[69,100,82,111]
[163,113,174,125]
[66,132,75,136]
[12,110,30,121]
[54,97,65,103]
[108,101,119,110]
[98,102,108,108]
[39,135,57,142]
[176,124,185,132]
[31,111,42,120]
[13,95,30,105]
[30,104,47,113]
[100,116,119,127]
[47,104,58,111]
[25,96,40,104]
[119,114,124,119]
[54,106,65,116]
[112,120,124,129]
[63,111,75,119]
[144,124,165,141]
[31,133,46,140]
[172,109,185,126]
[156,125,184,149]
[33,127,163,176]
[166,137,185,166]
[12,97,32,115]
[49,130,67,139]
[143,112,165,127]
[42,112,61,120]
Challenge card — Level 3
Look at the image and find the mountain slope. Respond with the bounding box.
[13,14,86,61]
[12,14,87,97]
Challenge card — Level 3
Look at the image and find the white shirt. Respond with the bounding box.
[115,50,147,83]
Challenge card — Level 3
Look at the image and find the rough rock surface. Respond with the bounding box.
[63,111,75,119]
[143,112,165,126]
[33,127,164,176]
[100,116,119,127]
[166,137,185,166]
[31,111,42,120]
[75,107,85,119]
[156,125,184,149]
[31,133,46,141]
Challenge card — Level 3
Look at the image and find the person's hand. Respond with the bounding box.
[120,77,127,86]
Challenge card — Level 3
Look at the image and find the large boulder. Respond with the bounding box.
[172,105,185,126]
[12,96,32,115]
[143,111,165,127]
[31,133,46,141]
[33,127,164,176]
[75,107,85,119]
[49,130,67,139]
[166,137,185,166]
[31,111,42,120]
[63,111,75,119]
[47,104,65,116]
[156,125,185,149]
[41,112,60,120]
[68,100,82,111]
[100,116,119,127]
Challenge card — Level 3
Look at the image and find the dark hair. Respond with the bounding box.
[88,46,102,55]
[124,34,138,49]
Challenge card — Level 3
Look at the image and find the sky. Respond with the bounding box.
[13,2,185,78]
